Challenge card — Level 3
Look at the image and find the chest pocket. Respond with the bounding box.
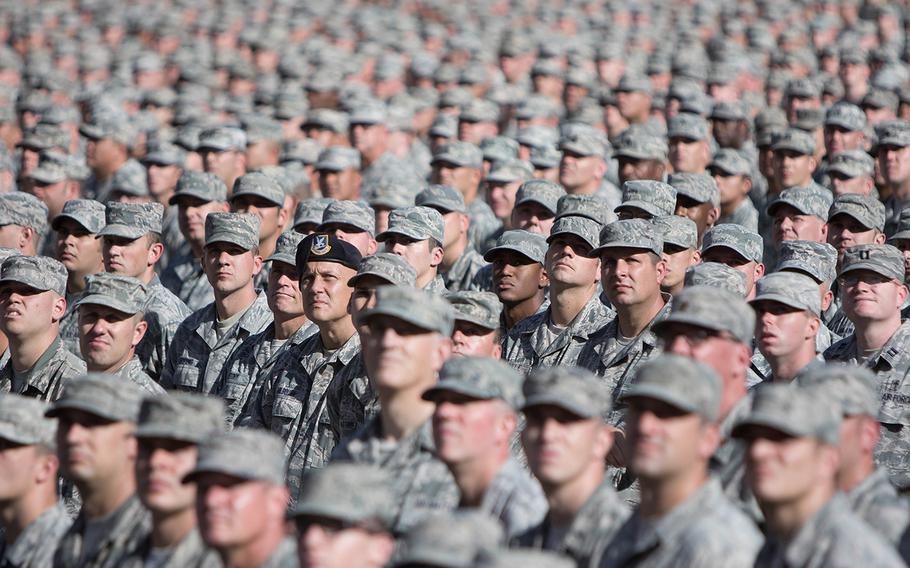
[271,395,303,439]
[172,356,203,390]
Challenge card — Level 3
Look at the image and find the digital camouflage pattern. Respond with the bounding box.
[668,172,720,207]
[654,215,697,249]
[702,224,764,263]
[684,262,748,296]
[98,202,164,240]
[446,291,503,331]
[592,218,663,257]
[615,180,677,218]
[0,254,68,296]
[204,212,260,250]
[319,199,376,235]
[52,198,106,233]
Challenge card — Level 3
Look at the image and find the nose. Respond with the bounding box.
[666,334,693,356]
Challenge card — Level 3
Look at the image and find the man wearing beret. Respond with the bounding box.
[378,206,449,294]
[161,213,271,394]
[0,255,85,400]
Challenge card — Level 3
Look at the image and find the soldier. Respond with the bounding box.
[0,193,47,256]
[824,102,867,156]
[733,383,904,567]
[80,116,141,202]
[184,429,297,567]
[700,224,766,300]
[711,149,759,232]
[775,239,842,351]
[669,172,720,246]
[481,231,548,330]
[416,184,486,292]
[0,395,71,568]
[826,150,877,198]
[613,125,668,186]
[771,128,826,192]
[447,291,503,358]
[654,215,699,296]
[316,199,378,257]
[228,172,292,291]
[160,213,271,394]
[159,172,229,311]
[293,198,332,236]
[197,127,247,194]
[26,151,89,227]
[557,129,615,207]
[683,262,749,296]
[0,256,84,400]
[393,511,505,568]
[52,199,106,355]
[459,100,500,145]
[347,252,418,327]
[331,286,459,533]
[99,202,191,381]
[594,355,762,568]
[314,146,361,201]
[614,180,677,221]
[124,394,225,567]
[510,179,564,236]
[50,374,152,567]
[798,365,910,557]
[292,464,395,568]
[667,113,712,174]
[378,206,447,294]
[877,122,910,234]
[349,100,423,191]
[485,159,534,233]
[824,244,910,488]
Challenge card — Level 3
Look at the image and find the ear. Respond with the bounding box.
[654,257,668,284]
[806,315,820,339]
[741,177,753,196]
[367,534,395,566]
[500,411,518,441]
[51,294,67,323]
[754,262,766,281]
[698,422,722,459]
[252,254,264,275]
[432,335,453,373]
[896,283,908,307]
[860,416,881,451]
[822,288,834,311]
[491,343,502,359]
[430,244,444,267]
[34,452,59,484]
[594,424,616,461]
[148,241,165,266]
[366,238,378,255]
[707,206,720,226]
[690,249,701,266]
[594,158,607,179]
[132,318,148,347]
[459,213,470,234]
[808,156,819,172]
[277,204,290,230]
[874,231,886,245]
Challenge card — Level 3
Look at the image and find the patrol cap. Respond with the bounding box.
[291,464,395,529]
[319,200,376,235]
[204,212,260,250]
[30,151,90,184]
[654,215,697,249]
[653,285,755,344]
[484,230,548,264]
[862,88,898,110]
[838,244,905,282]
[592,219,663,257]
[889,208,910,242]
[170,171,228,204]
[423,357,523,409]
[47,373,144,423]
[667,113,709,141]
[20,124,69,151]
[394,511,504,568]
[877,121,910,147]
[615,73,653,95]
[529,145,562,169]
[348,100,388,126]
[0,255,67,296]
[732,383,841,445]
[0,395,56,447]
[797,364,879,418]
[514,180,564,215]
[786,78,821,100]
[479,136,519,163]
[79,117,135,146]
[776,240,838,283]
[772,128,816,155]
[136,393,226,443]
[826,150,874,179]
[825,102,866,131]
[144,141,187,167]
[621,354,722,421]
[416,184,466,214]
[348,252,417,288]
[615,180,677,218]
[446,291,502,331]
[281,139,322,165]
[828,193,885,231]
[75,273,148,315]
[377,206,445,244]
[197,126,247,152]
[230,172,285,207]
[474,549,575,568]
[460,99,499,123]
[485,159,533,184]
[432,141,483,169]
[108,163,149,198]
[547,215,601,250]
[265,231,306,265]
[184,428,286,485]
[356,285,455,336]
[429,113,457,138]
[556,195,616,225]
[684,262,748,296]
[303,109,349,134]
[52,199,106,234]
[516,125,559,150]
[315,146,361,172]
[98,202,164,239]
[613,125,668,161]
[558,129,608,158]
[0,193,48,233]
[766,186,833,220]
[707,149,751,178]
[522,366,611,419]
[750,272,821,315]
[296,233,362,271]
[367,180,415,210]
[669,172,720,207]
[709,101,748,121]
[702,224,763,263]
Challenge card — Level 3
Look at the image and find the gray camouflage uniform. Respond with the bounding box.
[0,337,86,401]
[0,503,71,568]
[159,258,214,312]
[116,357,166,395]
[478,457,548,540]
[442,246,487,292]
[137,276,192,382]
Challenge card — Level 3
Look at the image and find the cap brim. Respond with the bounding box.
[0,276,52,293]
[888,230,910,242]
[347,271,394,287]
[422,382,496,403]
[288,502,367,524]
[29,170,65,184]
[0,423,40,445]
[614,201,663,217]
[135,424,204,443]
[376,227,429,242]
[591,241,659,257]
[514,197,556,214]
[702,243,753,262]
[749,292,814,312]
[265,252,296,265]
[46,400,122,422]
[546,228,598,249]
[483,245,539,263]
[97,224,145,239]
[829,210,874,230]
[731,414,802,440]
[230,190,284,207]
[51,214,93,232]
[614,149,661,160]
[652,313,726,335]
[170,191,216,205]
[356,305,439,333]
[838,262,903,280]
[521,394,597,419]
[75,294,142,315]
[619,385,700,416]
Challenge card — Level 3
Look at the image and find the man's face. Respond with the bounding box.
[440,211,466,249]
[0,440,49,501]
[29,180,74,219]
[451,320,500,358]
[102,234,153,278]
[511,202,555,235]
[827,214,880,255]
[879,144,910,186]
[203,242,261,296]
[712,171,750,208]
[559,152,601,191]
[712,119,743,148]
[136,437,198,514]
[0,283,63,338]
[660,245,698,291]
[773,150,815,188]
[431,162,478,197]
[618,157,664,185]
[674,197,717,240]
[147,164,182,199]
[196,473,275,550]
[56,409,136,485]
[300,261,356,325]
[745,429,828,504]
[231,195,284,242]
[491,251,547,305]
[86,137,122,171]
[201,149,241,182]
[625,397,711,481]
[616,90,651,122]
[840,269,908,323]
[383,235,438,281]
[753,301,817,360]
[772,205,828,245]
[824,126,864,154]
[669,138,708,173]
[658,322,743,384]
[829,172,873,198]
[317,168,361,201]
[599,247,664,308]
[56,219,103,276]
[487,180,523,221]
[267,261,304,318]
[892,239,910,282]
[544,234,600,288]
[521,405,610,488]
[176,197,228,246]
[350,123,385,156]
[297,517,391,568]
[320,224,377,257]
[78,304,145,371]
[433,393,509,465]
[360,316,443,391]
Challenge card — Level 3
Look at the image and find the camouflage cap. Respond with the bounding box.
[429,113,457,138]
[416,184,466,214]
[367,180,416,210]
[825,102,866,131]
[204,212,260,250]
[79,116,135,146]
[616,180,677,217]
[750,272,821,315]
[654,215,697,249]
[529,145,562,169]
[29,151,90,184]
[0,248,19,264]
[514,180,564,214]
[170,171,228,205]
[522,366,611,419]
[621,354,722,421]
[98,202,164,239]
[776,240,838,283]
[348,252,417,287]
[709,101,748,121]
[303,109,349,134]
[732,383,841,445]
[558,128,608,158]
[185,428,286,485]
[828,193,885,231]
[826,150,875,179]
[394,511,504,568]
[0,255,67,296]
[709,149,753,177]
[556,194,616,225]
[377,206,445,244]
[136,393,226,443]
[772,128,816,155]
[474,549,574,568]
[52,199,106,234]
[592,219,663,257]
[144,141,187,167]
[356,285,455,336]
[197,126,247,152]
[786,78,821,99]
[75,273,148,315]
[615,73,653,94]
[108,162,149,198]
[838,243,905,281]
[667,113,709,141]
[319,200,376,235]
[291,463,395,528]
[766,186,833,220]
[446,291,502,330]
[281,139,322,165]
[877,121,910,147]
[0,193,48,233]
[230,172,285,207]
[293,198,332,229]
[349,100,388,125]
[315,146,361,172]
[432,141,483,169]
[485,159,533,184]
[613,125,668,161]
[547,215,602,250]
[684,262,748,296]
[479,136,519,163]
[0,394,56,447]
[484,230,548,264]
[797,363,879,417]
[862,88,899,110]
[460,99,499,123]
[669,172,720,207]
[242,115,283,143]
[516,125,559,150]
[20,124,69,151]
[47,373,144,423]
[702,224,763,263]
[653,285,755,344]
[265,231,306,265]
[424,357,523,409]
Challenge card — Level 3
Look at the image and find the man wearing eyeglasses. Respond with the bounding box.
[824,244,910,491]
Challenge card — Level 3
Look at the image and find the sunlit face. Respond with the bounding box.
[753,300,818,360]
[360,316,445,391]
[511,202,555,234]
[544,234,600,288]
[0,283,64,339]
[625,397,713,481]
[78,304,145,372]
[299,261,356,325]
[744,428,830,504]
[771,205,827,246]
[450,320,500,358]
[102,234,155,278]
[203,242,262,297]
[136,437,198,514]
[196,474,278,550]
[56,218,103,277]
[432,392,511,465]
[599,247,665,307]
[840,269,908,323]
[56,409,136,485]
[267,261,304,318]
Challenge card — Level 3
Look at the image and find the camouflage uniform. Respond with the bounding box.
[377,205,450,294]
[229,172,288,294]
[119,529,218,568]
[877,122,910,234]
[433,141,502,250]
[442,246,487,292]
[159,258,214,312]
[711,149,759,232]
[477,457,547,540]
[0,503,71,568]
[847,467,910,556]
[116,357,166,395]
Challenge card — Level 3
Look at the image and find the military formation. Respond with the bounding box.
[4,1,910,567]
